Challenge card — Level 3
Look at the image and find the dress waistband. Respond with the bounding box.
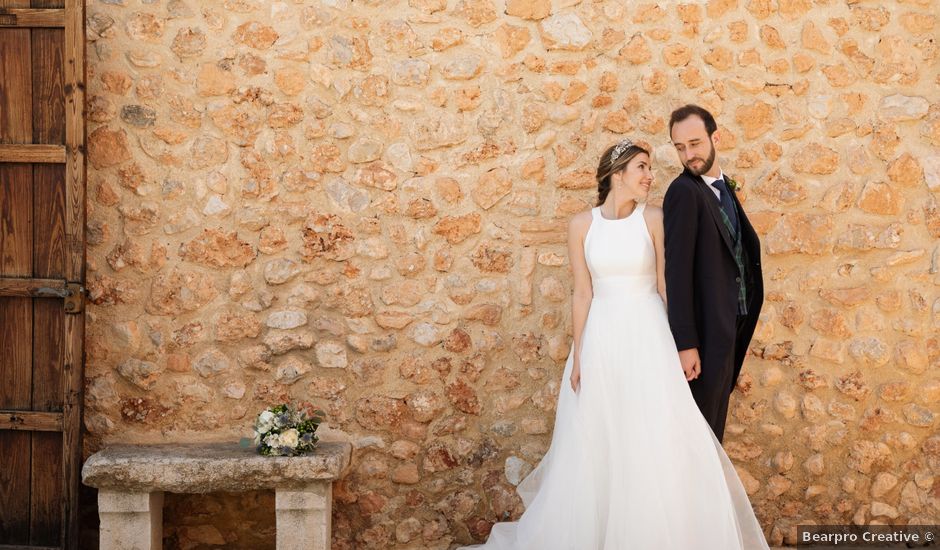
[592,275,658,299]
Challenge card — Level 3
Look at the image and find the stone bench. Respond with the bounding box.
[82,441,352,550]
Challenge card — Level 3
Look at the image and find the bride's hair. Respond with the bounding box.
[596,141,649,206]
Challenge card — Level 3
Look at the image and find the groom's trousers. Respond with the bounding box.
[688,314,749,443]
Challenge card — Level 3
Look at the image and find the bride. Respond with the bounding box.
[458,139,770,550]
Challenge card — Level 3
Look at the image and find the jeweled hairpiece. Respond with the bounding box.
[609,138,635,164]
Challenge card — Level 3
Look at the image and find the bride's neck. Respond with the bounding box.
[603,189,638,218]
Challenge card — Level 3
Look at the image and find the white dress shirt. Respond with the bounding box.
[700,170,725,201]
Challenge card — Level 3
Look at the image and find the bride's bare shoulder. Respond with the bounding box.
[643,203,663,221]
[568,208,594,235]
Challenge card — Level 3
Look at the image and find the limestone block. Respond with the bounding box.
[98,491,163,550]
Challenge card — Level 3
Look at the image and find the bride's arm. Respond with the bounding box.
[567,211,593,361]
[646,205,668,307]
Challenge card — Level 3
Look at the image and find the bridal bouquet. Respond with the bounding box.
[249,402,325,456]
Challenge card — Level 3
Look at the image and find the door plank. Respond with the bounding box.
[0,26,31,144]
[31,300,63,412]
[0,410,62,431]
[0,5,37,546]
[62,0,82,288]
[0,144,65,163]
[31,157,65,456]
[30,0,65,10]
[31,26,65,146]
[0,432,31,544]
[0,277,66,297]
[61,0,85,546]
[0,298,32,409]
[0,8,66,27]
[0,296,32,544]
[32,167,66,279]
[0,165,33,277]
[30,432,62,546]
[61,314,82,550]
[31,149,67,509]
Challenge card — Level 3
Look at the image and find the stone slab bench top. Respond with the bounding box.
[82,441,352,493]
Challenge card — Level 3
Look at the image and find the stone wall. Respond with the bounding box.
[82,0,939,547]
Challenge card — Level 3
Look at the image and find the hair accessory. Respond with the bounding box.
[609,138,635,164]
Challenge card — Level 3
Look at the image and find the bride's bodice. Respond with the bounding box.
[584,204,657,298]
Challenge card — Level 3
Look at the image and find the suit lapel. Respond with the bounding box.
[727,179,750,235]
[684,168,735,255]
[727,176,759,248]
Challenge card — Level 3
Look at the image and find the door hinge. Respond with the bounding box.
[64,283,85,314]
[36,283,85,313]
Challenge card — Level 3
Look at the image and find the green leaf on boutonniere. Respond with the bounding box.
[726,176,740,192]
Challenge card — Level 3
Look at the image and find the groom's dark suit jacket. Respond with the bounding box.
[663,168,764,397]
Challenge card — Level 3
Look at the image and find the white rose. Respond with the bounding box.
[279,428,299,449]
[257,410,276,433]
[263,433,281,447]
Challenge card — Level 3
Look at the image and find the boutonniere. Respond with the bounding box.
[726,176,740,192]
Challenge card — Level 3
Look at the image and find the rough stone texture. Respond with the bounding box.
[82,442,352,492]
[276,484,333,550]
[83,1,940,548]
[97,491,163,550]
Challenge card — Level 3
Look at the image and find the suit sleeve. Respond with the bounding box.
[663,180,700,351]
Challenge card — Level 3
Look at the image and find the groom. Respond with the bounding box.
[662,105,764,443]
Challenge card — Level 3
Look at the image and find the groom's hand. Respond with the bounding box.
[679,348,701,381]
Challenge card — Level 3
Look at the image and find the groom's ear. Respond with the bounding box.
[711,130,721,147]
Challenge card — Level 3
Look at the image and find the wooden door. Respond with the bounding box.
[0,0,85,548]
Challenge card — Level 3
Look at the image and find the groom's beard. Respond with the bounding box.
[684,143,716,176]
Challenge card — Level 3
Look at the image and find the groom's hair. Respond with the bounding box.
[669,104,718,137]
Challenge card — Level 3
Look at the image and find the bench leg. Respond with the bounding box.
[276,483,331,550]
[98,490,163,550]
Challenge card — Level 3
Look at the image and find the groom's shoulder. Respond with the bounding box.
[664,172,699,199]
[669,171,698,187]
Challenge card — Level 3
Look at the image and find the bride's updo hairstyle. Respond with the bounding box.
[596,138,649,206]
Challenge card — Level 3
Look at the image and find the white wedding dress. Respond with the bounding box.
[459,204,770,550]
